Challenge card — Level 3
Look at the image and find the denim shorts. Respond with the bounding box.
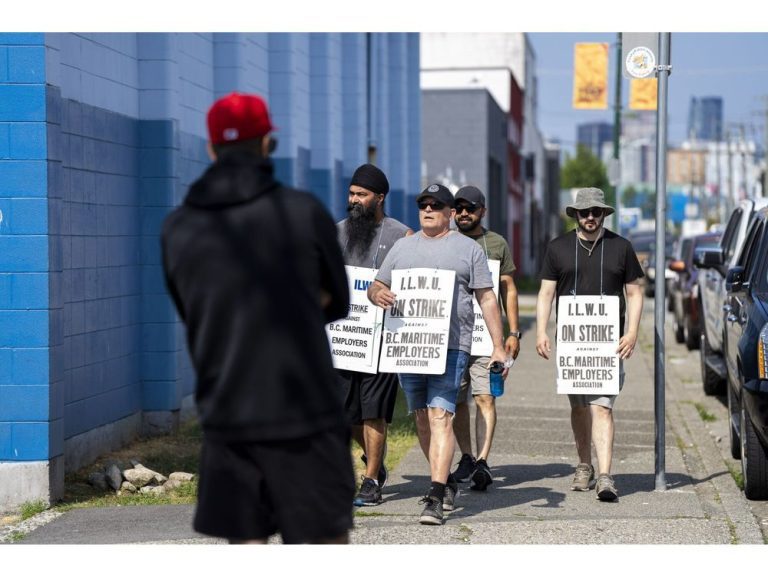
[397,349,469,414]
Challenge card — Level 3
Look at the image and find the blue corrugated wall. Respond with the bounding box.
[0,32,420,503]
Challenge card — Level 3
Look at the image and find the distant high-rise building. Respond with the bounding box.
[687,97,723,141]
[576,121,613,158]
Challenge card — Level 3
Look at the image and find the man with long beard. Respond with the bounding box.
[535,187,644,502]
[336,164,412,507]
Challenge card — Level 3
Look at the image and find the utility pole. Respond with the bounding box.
[727,126,734,210]
[654,32,672,492]
[613,33,622,229]
[740,124,748,199]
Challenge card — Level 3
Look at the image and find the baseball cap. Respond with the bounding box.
[416,183,455,208]
[206,92,275,145]
[455,185,486,207]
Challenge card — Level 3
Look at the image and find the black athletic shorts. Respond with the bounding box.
[194,425,355,543]
[337,369,399,424]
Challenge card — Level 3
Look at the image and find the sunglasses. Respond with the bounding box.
[577,208,604,218]
[455,204,480,214]
[417,200,447,211]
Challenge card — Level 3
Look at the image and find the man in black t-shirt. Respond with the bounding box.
[535,188,644,502]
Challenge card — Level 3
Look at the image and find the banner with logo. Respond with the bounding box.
[629,78,658,110]
[556,295,620,395]
[572,43,609,110]
[326,266,383,374]
[379,268,455,375]
[470,259,501,356]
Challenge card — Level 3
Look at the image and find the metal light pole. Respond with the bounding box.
[613,33,622,230]
[654,32,672,492]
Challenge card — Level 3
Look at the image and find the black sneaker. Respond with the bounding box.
[353,477,382,507]
[418,495,443,525]
[360,443,388,489]
[452,453,476,482]
[470,458,493,491]
[443,474,459,511]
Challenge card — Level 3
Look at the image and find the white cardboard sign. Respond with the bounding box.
[470,259,501,357]
[556,295,620,395]
[379,268,455,375]
[326,266,383,374]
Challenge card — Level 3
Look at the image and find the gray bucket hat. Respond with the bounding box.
[565,187,615,218]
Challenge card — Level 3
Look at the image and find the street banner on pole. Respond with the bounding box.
[630,78,658,110]
[326,265,384,373]
[470,259,500,356]
[572,43,609,110]
[556,295,620,395]
[379,268,455,375]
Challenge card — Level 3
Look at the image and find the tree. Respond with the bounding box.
[560,145,614,206]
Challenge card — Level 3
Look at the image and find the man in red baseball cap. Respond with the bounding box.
[205,92,276,158]
[161,92,354,543]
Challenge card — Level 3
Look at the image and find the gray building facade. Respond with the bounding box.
[421,88,508,235]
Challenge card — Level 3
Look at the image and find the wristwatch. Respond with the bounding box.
[508,331,522,339]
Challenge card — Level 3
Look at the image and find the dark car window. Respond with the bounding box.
[745,222,765,277]
[680,239,693,262]
[722,208,743,263]
[630,235,655,252]
[738,219,762,273]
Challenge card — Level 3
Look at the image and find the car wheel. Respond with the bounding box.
[727,383,741,460]
[741,401,768,500]
[700,329,725,396]
[684,314,700,350]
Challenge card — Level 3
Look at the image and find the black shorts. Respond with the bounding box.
[194,426,355,543]
[337,369,399,424]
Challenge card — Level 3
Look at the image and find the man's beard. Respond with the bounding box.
[456,218,478,233]
[346,203,379,256]
[577,219,603,236]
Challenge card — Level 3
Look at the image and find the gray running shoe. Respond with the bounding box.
[452,453,476,482]
[469,458,493,491]
[595,473,618,501]
[443,474,459,511]
[571,463,595,491]
[418,495,444,525]
[353,476,382,507]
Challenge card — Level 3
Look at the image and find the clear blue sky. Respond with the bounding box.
[528,32,768,154]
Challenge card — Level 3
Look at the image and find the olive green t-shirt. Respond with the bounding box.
[465,229,516,277]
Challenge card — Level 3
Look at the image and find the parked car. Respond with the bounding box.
[646,246,677,304]
[722,206,768,499]
[628,230,675,297]
[694,197,768,395]
[668,231,722,350]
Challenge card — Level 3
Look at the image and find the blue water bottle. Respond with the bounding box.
[489,361,505,397]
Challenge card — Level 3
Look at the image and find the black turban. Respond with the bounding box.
[350,163,389,196]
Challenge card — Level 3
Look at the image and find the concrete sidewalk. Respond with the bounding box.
[9,294,765,544]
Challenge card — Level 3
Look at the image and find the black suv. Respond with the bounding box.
[694,198,768,395]
[723,206,768,500]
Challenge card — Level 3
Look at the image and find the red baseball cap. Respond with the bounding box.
[206,92,275,145]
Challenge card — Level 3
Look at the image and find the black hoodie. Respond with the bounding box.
[161,151,349,441]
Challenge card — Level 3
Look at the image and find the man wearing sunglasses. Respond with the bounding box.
[450,186,520,493]
[535,187,644,502]
[336,163,412,507]
[368,183,508,525]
